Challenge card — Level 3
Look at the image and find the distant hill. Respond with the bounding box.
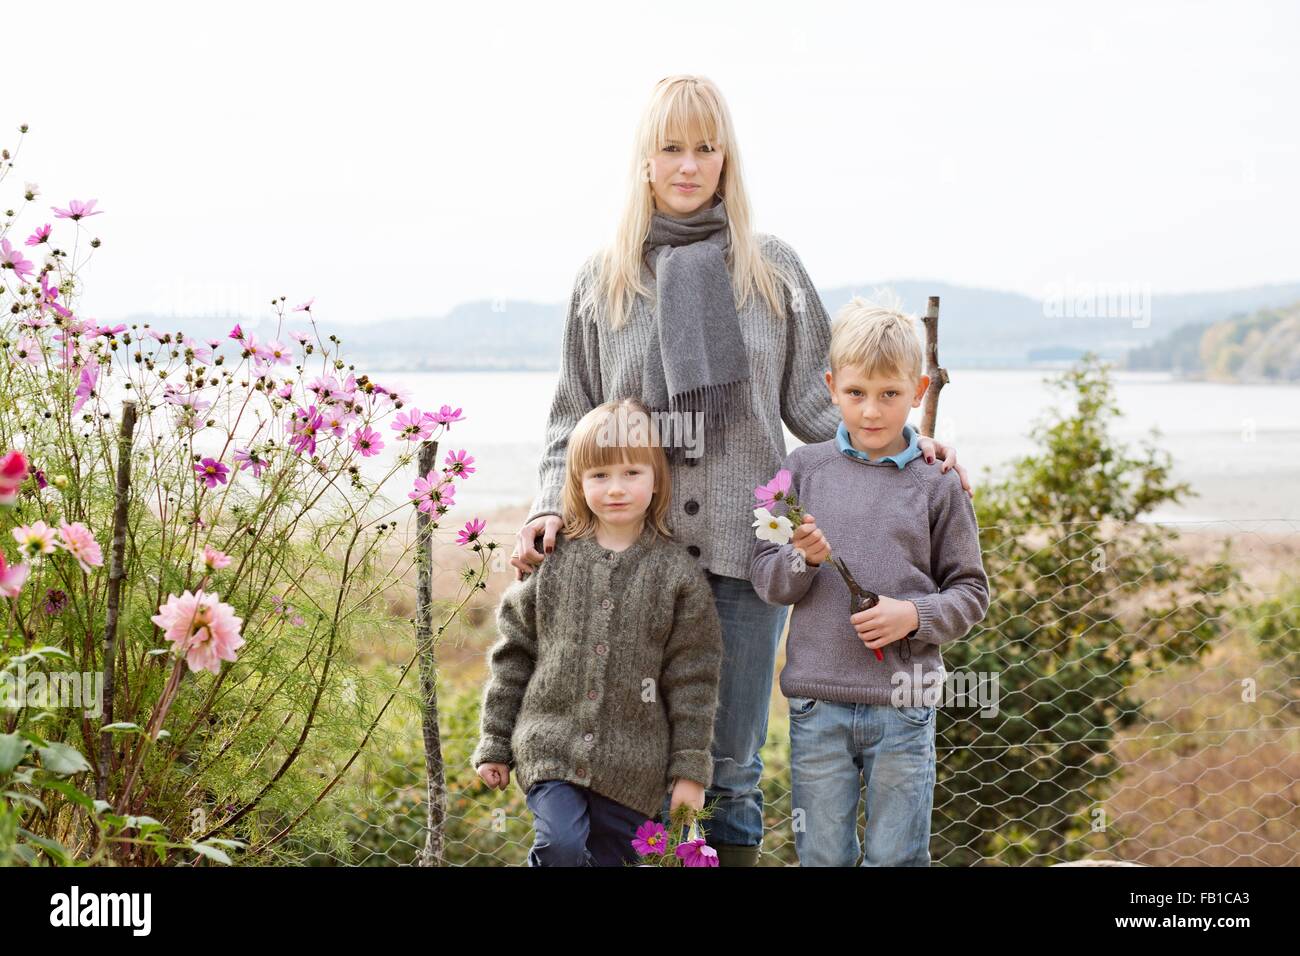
[120,279,1300,372]
[1127,301,1300,383]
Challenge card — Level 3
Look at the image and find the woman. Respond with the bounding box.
[510,74,969,866]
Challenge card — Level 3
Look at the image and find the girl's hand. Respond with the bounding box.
[669,778,705,812]
[477,762,511,791]
[510,515,563,580]
[917,436,972,497]
[850,596,920,652]
[791,514,831,566]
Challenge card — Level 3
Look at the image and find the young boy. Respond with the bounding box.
[750,296,990,867]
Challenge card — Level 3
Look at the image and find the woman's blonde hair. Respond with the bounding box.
[829,293,925,383]
[583,74,794,331]
[560,397,675,542]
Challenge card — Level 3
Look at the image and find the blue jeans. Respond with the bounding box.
[525,779,647,867]
[788,697,936,866]
[659,572,788,848]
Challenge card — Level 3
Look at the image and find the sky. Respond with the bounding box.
[4,0,1297,327]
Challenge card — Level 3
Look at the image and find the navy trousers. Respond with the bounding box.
[525,779,648,867]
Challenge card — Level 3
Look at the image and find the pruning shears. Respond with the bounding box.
[827,555,911,662]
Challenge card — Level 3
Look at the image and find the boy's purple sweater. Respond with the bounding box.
[750,437,990,705]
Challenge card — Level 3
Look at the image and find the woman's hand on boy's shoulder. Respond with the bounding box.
[918,435,972,497]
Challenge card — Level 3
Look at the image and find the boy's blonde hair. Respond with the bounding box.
[829,293,925,383]
[560,397,675,543]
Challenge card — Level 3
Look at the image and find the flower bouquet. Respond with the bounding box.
[630,802,719,867]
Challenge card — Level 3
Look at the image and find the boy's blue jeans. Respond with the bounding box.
[659,572,789,849]
[525,779,646,866]
[788,696,936,866]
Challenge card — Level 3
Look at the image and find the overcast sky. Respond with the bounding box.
[6,0,1297,327]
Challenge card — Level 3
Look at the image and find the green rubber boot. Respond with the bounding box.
[713,843,762,867]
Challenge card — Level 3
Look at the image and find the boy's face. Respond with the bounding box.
[825,363,930,459]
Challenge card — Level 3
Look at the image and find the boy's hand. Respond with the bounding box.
[851,596,920,651]
[791,514,831,566]
[669,778,706,812]
[477,762,511,791]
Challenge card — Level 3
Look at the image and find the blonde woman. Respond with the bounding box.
[510,75,969,866]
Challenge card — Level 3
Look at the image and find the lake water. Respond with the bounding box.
[361,369,1300,526]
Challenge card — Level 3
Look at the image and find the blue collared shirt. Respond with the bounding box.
[835,420,922,468]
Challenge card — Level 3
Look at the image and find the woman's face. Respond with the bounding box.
[648,133,724,218]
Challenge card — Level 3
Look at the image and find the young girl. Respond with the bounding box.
[472,397,724,866]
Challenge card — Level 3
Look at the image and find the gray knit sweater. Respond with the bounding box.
[470,522,724,820]
[750,439,990,705]
[525,234,845,580]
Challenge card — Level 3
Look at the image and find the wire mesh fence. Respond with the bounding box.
[271,515,1297,867]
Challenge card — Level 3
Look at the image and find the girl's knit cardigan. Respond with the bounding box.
[471,522,724,819]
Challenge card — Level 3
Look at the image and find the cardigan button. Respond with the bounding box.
[595,643,607,655]
[687,545,701,557]
[583,732,594,742]
[587,690,598,700]
[576,766,588,778]
[684,500,699,515]
[601,598,613,610]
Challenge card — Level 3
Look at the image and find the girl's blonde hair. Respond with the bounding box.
[583,74,794,332]
[829,293,925,383]
[560,397,675,542]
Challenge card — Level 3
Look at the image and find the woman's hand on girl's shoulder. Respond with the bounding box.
[511,515,565,580]
[917,435,972,497]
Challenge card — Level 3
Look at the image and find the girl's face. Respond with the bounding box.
[581,458,657,530]
[648,131,724,218]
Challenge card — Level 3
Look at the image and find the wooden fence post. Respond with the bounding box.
[415,439,448,866]
[920,296,949,439]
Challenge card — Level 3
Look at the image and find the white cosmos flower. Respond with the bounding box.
[752,507,793,545]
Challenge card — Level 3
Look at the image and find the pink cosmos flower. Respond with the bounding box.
[194,457,229,488]
[0,450,30,505]
[444,449,476,478]
[228,323,244,342]
[456,517,486,546]
[275,383,294,401]
[16,334,43,365]
[675,837,719,867]
[350,426,384,457]
[292,297,314,312]
[291,330,310,345]
[431,405,465,427]
[150,589,245,675]
[1,238,36,282]
[202,544,232,570]
[38,272,72,318]
[95,323,128,339]
[233,447,267,478]
[52,198,104,220]
[0,552,30,599]
[13,520,58,560]
[289,406,324,456]
[56,521,104,573]
[754,469,793,511]
[263,339,292,366]
[632,820,669,856]
[25,223,52,246]
[392,407,436,442]
[409,470,455,515]
[72,360,100,415]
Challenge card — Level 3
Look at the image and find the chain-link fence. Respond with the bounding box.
[275,516,1298,867]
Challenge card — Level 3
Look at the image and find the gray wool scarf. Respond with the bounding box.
[641,197,752,462]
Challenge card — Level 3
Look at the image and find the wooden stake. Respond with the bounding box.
[920,296,949,439]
